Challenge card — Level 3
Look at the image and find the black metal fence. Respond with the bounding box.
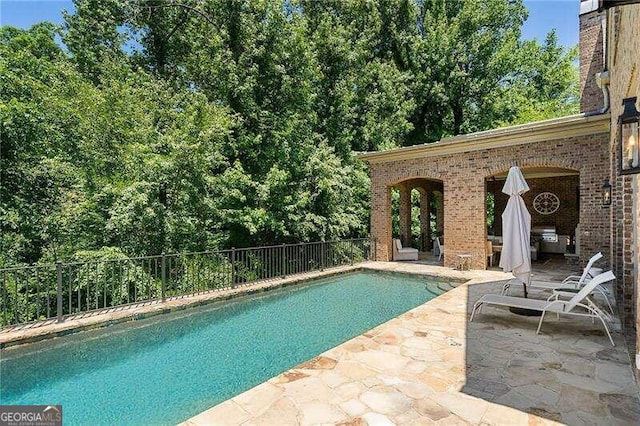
[0,238,374,328]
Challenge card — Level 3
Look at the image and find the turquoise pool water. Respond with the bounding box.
[0,271,456,425]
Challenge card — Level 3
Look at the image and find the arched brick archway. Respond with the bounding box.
[485,165,584,268]
[386,178,443,258]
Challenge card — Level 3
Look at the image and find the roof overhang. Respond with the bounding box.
[357,113,611,164]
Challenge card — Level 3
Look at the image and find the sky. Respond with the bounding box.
[0,0,580,47]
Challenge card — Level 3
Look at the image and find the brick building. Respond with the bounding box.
[359,1,640,369]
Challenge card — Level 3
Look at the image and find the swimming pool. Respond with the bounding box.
[0,271,457,425]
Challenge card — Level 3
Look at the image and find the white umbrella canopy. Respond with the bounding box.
[499,166,532,295]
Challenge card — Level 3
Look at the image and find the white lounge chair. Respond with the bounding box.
[535,252,603,288]
[502,252,602,293]
[500,252,613,314]
[392,238,418,261]
[435,237,444,261]
[470,271,616,345]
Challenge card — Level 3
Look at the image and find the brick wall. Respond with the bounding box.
[488,175,580,237]
[579,8,606,113]
[606,4,640,360]
[369,132,610,270]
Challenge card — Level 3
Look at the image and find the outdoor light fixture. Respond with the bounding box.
[619,97,640,174]
[602,179,612,206]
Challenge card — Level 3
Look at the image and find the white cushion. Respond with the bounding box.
[399,248,418,254]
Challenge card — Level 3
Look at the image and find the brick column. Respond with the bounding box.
[621,176,635,328]
[634,175,640,368]
[398,184,411,246]
[419,190,430,251]
[435,191,444,238]
[444,177,487,269]
[371,178,392,261]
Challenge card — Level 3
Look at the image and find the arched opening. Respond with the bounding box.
[389,178,444,262]
[410,188,421,248]
[485,166,580,268]
[391,187,400,238]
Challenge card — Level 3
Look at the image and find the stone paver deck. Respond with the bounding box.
[183,261,640,425]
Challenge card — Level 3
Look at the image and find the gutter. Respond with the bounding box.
[586,7,611,116]
[356,114,610,164]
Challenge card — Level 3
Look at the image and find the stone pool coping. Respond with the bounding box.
[0,261,481,349]
[180,262,640,425]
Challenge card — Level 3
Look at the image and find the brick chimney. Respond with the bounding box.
[579,0,607,113]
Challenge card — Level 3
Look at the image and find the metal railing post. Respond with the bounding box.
[231,248,236,287]
[304,242,308,272]
[350,239,354,265]
[321,242,325,271]
[56,262,63,322]
[161,253,166,302]
[372,237,377,261]
[281,244,286,278]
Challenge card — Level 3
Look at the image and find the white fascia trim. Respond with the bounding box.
[357,114,611,164]
[580,0,600,15]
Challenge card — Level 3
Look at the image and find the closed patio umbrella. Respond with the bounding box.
[499,166,532,297]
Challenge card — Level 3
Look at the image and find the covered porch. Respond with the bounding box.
[360,114,611,271]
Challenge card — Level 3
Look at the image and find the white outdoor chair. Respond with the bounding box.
[470,271,616,346]
[502,252,602,293]
[435,237,444,261]
[501,252,613,315]
[392,238,418,261]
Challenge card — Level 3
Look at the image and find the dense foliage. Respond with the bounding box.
[0,0,578,266]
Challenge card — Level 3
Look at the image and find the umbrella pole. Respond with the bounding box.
[524,272,531,298]
[509,274,542,316]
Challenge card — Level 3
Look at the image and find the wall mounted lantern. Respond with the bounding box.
[619,97,640,174]
[602,179,612,206]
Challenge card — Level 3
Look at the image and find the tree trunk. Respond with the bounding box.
[451,100,463,135]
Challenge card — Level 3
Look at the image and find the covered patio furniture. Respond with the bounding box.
[499,166,532,296]
[392,238,419,261]
[470,271,616,346]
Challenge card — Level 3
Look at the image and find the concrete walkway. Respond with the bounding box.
[183,262,640,425]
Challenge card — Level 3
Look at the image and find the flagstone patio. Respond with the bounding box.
[183,261,640,425]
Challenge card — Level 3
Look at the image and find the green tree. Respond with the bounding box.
[496,30,580,125]
[1,0,579,268]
